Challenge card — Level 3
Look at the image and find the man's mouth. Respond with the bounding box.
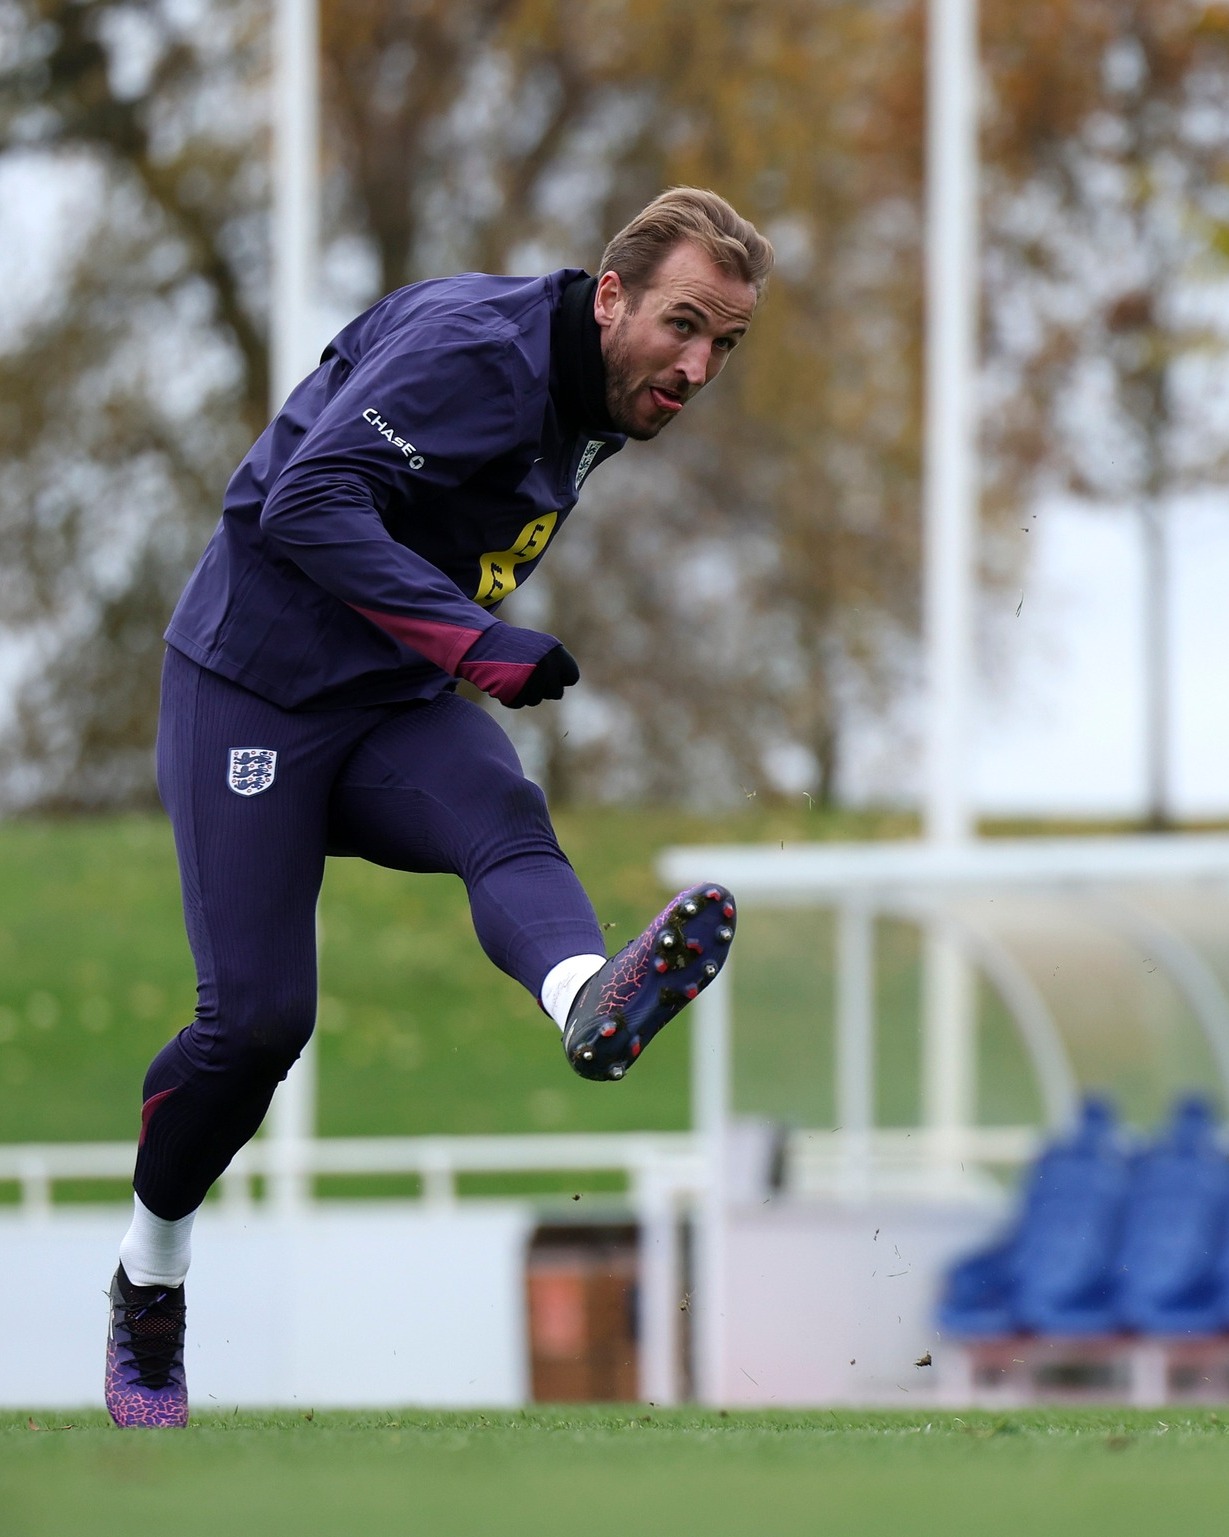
[649,386,684,415]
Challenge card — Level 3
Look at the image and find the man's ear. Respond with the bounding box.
[593,270,624,331]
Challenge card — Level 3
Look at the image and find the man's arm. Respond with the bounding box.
[258,326,569,706]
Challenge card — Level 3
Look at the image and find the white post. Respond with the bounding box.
[691,968,733,1405]
[270,0,321,412]
[922,0,980,1176]
[269,1024,317,1211]
[835,903,875,1195]
[921,923,977,1174]
[267,0,321,1209]
[18,1153,52,1221]
[636,1171,682,1405]
[923,0,979,842]
[1140,500,1171,829]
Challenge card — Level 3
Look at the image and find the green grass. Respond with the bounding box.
[5,1408,1229,1537]
[0,804,924,1149]
[2,806,1223,1162]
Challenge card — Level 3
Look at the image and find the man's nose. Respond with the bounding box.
[677,341,711,390]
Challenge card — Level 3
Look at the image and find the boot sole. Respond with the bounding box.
[564,883,736,1081]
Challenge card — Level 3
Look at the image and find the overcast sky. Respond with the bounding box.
[840,490,1229,821]
[977,492,1228,821]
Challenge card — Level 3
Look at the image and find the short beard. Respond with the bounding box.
[602,308,664,442]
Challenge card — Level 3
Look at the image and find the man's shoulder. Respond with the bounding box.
[326,270,584,410]
[362,268,583,351]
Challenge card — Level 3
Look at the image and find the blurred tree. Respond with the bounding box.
[0,0,269,806]
[979,0,1229,827]
[513,0,929,806]
[0,0,931,812]
[4,0,1223,815]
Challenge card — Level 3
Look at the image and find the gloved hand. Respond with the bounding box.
[506,643,580,708]
[456,622,580,707]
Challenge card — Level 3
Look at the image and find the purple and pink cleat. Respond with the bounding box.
[563,882,737,1081]
[105,1264,189,1428]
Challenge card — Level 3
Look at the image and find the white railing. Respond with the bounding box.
[0,1131,708,1216]
[0,1123,1050,1217]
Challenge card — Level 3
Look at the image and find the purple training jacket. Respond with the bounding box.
[166,268,624,709]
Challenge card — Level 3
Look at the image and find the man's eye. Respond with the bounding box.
[671,318,692,334]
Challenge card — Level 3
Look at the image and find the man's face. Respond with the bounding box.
[594,241,758,441]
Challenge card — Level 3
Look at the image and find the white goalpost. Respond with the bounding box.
[265,0,323,1209]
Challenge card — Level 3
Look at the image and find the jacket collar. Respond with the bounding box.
[551,273,618,436]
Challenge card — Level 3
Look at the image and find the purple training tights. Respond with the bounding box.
[135,647,602,1218]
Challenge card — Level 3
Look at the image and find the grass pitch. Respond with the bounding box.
[0,803,1046,1166]
[5,1407,1229,1537]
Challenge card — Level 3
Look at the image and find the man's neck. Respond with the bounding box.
[552,274,618,435]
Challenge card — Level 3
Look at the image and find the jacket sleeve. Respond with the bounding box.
[257,321,559,703]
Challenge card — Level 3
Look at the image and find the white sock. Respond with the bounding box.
[540,954,608,1032]
[118,1194,197,1288]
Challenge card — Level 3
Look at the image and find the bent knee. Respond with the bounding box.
[200,996,317,1081]
[245,1009,315,1074]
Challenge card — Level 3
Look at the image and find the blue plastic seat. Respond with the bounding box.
[935,1236,1018,1338]
[938,1096,1128,1338]
[1115,1097,1229,1335]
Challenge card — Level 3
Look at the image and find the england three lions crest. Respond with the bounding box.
[228,747,278,797]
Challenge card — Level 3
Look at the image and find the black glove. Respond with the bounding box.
[507,643,580,708]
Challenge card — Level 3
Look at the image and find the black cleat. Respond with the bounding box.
[562,883,737,1082]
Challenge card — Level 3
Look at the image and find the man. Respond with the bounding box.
[104,187,773,1428]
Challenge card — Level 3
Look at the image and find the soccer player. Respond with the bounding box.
[104,187,773,1427]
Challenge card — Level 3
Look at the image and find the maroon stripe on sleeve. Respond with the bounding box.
[349,606,483,675]
[456,658,535,704]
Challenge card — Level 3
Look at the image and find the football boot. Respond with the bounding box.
[104,1264,188,1428]
[563,882,736,1082]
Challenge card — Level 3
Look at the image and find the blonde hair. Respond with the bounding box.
[599,187,775,301]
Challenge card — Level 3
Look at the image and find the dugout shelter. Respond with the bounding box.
[660,832,1229,1405]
